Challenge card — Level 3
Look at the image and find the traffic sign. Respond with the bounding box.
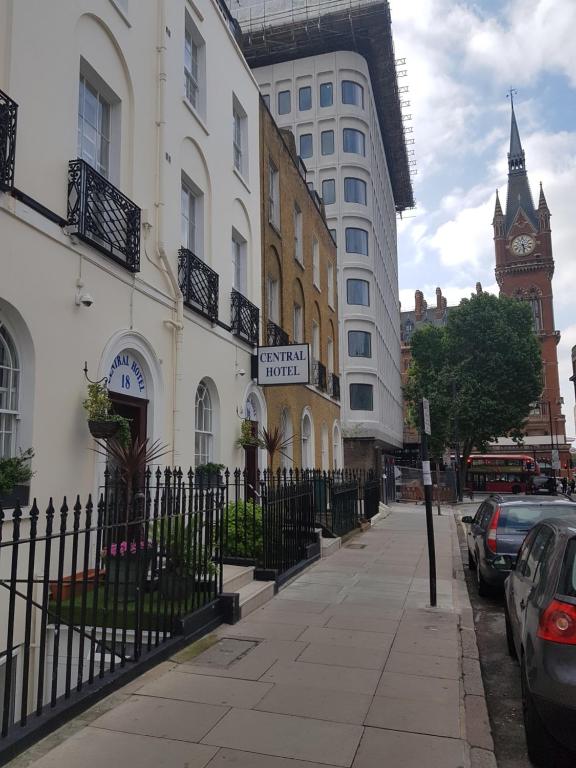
[551,449,561,470]
[422,398,431,435]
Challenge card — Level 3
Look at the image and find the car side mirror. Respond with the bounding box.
[461,515,474,524]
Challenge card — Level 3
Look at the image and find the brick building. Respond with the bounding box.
[492,98,569,474]
[259,99,342,469]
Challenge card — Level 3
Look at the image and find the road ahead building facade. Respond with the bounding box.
[230,0,414,473]
[0,0,265,506]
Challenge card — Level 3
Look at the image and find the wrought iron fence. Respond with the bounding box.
[67,159,141,272]
[311,359,327,392]
[267,320,289,346]
[178,248,219,322]
[0,90,17,191]
[0,468,223,750]
[231,289,259,346]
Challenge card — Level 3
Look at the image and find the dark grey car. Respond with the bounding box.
[504,518,576,766]
[462,495,576,595]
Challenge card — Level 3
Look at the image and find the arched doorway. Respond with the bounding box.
[107,350,149,446]
[301,409,315,469]
[321,423,329,471]
[333,421,342,469]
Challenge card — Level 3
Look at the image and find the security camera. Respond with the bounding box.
[236,368,246,377]
[77,292,94,307]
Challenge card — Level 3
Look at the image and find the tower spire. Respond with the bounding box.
[504,91,537,232]
[507,88,525,173]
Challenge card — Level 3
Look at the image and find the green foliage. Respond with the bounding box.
[223,500,263,559]
[405,292,543,470]
[195,462,225,476]
[236,419,261,449]
[83,381,131,447]
[0,448,34,494]
[159,517,217,577]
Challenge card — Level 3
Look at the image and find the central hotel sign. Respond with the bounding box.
[256,344,310,386]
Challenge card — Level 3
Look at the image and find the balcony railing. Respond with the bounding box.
[267,320,289,346]
[178,247,219,322]
[312,359,327,392]
[231,289,259,346]
[330,373,340,401]
[67,159,141,272]
[0,90,17,191]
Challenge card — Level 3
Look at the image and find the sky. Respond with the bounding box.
[389,0,576,438]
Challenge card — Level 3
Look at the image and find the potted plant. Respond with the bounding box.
[236,419,261,450]
[0,448,34,508]
[83,381,131,443]
[194,462,225,487]
[159,518,217,601]
[101,539,154,602]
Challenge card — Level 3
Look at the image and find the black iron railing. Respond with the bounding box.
[67,159,141,272]
[0,90,17,191]
[178,248,219,322]
[330,373,340,401]
[231,289,259,346]
[312,360,327,392]
[267,320,289,346]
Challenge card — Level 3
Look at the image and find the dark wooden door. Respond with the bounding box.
[109,391,148,445]
[245,420,258,500]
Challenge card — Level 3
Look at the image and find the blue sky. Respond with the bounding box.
[389,0,576,437]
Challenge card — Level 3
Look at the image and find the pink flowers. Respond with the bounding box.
[102,540,150,558]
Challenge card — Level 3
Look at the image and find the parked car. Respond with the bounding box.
[530,475,555,495]
[462,495,576,595]
[504,518,576,765]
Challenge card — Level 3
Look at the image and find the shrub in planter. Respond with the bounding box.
[223,500,263,559]
[157,517,217,601]
[0,448,34,505]
[194,462,225,486]
[83,381,131,445]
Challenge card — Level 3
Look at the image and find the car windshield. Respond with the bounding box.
[499,504,576,534]
[560,539,576,597]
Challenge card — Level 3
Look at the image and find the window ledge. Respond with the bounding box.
[295,258,305,270]
[183,97,209,136]
[233,167,251,193]
[313,283,321,293]
[269,221,282,238]
[108,0,132,27]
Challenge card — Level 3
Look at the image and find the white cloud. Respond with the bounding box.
[557,324,576,438]
[429,198,495,269]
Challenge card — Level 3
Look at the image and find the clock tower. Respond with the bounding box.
[493,96,566,465]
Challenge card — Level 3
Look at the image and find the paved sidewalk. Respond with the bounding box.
[10,504,492,768]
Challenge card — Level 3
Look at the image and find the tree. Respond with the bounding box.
[404,292,542,488]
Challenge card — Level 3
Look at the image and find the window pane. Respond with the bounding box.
[348,331,372,357]
[344,177,367,204]
[329,228,337,244]
[342,80,364,107]
[322,179,335,205]
[278,90,291,115]
[320,82,333,107]
[299,86,312,111]
[299,134,313,159]
[343,128,365,155]
[345,228,369,255]
[347,279,369,306]
[350,383,373,410]
[321,130,334,155]
[262,94,270,109]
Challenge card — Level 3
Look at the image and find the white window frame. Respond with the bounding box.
[0,324,20,460]
[293,303,303,343]
[328,262,335,308]
[195,381,213,466]
[327,336,334,376]
[313,239,320,289]
[181,177,204,258]
[184,17,205,117]
[294,204,303,264]
[231,229,247,294]
[267,276,279,324]
[268,160,280,229]
[78,73,112,179]
[232,95,248,178]
[312,320,320,360]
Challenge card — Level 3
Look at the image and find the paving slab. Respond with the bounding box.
[298,626,395,651]
[255,682,372,724]
[181,640,307,681]
[135,670,272,708]
[90,694,229,741]
[216,620,307,641]
[201,708,363,767]
[298,642,389,669]
[204,749,343,768]
[375,671,460,703]
[364,694,461,738]
[352,726,467,768]
[261,660,381,695]
[385,650,460,680]
[27,728,218,768]
[325,614,400,634]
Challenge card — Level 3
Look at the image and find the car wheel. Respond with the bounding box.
[476,558,491,597]
[521,655,564,766]
[504,604,517,660]
[468,549,475,569]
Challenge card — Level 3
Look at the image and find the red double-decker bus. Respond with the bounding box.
[466,454,539,494]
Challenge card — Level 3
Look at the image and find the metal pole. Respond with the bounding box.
[452,380,462,502]
[420,400,437,608]
[548,401,556,495]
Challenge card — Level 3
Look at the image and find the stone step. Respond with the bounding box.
[321,535,341,557]
[238,580,275,619]
[223,564,255,593]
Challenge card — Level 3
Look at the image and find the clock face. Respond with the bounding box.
[511,234,536,256]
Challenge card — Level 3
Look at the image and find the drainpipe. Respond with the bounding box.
[155,0,183,465]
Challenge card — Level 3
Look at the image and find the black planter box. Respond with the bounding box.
[0,484,30,510]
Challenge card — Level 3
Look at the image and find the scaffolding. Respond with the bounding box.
[228,0,416,212]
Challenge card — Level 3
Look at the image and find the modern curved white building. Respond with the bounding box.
[231,0,414,466]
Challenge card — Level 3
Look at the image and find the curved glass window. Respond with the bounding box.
[320,82,333,107]
[348,331,372,358]
[278,90,291,115]
[342,81,364,108]
[343,128,366,155]
[299,86,312,111]
[322,179,336,205]
[344,177,367,205]
[347,279,370,306]
[299,134,313,159]
[345,228,369,255]
[350,383,373,411]
[0,325,20,459]
[321,130,334,156]
[195,381,213,466]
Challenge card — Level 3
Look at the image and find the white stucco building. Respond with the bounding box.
[229,0,414,467]
[0,0,265,506]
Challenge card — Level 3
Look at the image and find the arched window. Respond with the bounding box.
[332,422,342,469]
[280,408,294,469]
[301,411,314,469]
[0,325,20,459]
[528,289,543,332]
[195,381,213,466]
